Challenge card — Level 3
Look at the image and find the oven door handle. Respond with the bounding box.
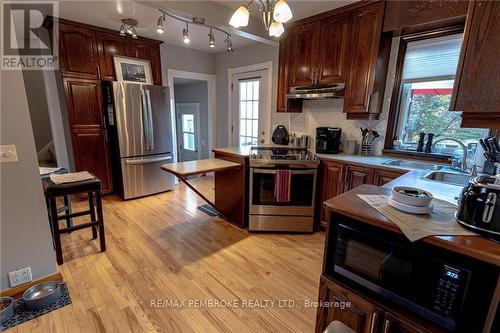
[251,168,316,175]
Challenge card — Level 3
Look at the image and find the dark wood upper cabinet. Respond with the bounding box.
[63,78,104,128]
[130,40,163,85]
[97,32,131,81]
[344,1,385,117]
[344,165,374,192]
[59,22,99,79]
[289,21,320,87]
[450,0,500,128]
[71,129,113,193]
[316,13,352,84]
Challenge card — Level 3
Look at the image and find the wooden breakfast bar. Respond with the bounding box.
[161,158,244,225]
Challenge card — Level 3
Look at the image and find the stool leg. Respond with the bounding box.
[88,192,97,239]
[63,195,73,229]
[45,195,56,250]
[49,197,64,265]
[96,191,106,252]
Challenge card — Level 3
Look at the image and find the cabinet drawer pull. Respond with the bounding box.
[369,312,378,333]
[383,319,391,333]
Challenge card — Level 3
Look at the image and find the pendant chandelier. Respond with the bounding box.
[229,0,292,37]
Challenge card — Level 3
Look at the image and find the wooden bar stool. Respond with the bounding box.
[42,175,106,265]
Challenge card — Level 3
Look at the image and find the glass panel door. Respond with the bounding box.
[175,103,199,162]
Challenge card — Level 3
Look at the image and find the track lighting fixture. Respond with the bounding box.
[156,14,165,34]
[182,22,190,44]
[119,18,139,39]
[154,9,233,52]
[208,28,215,48]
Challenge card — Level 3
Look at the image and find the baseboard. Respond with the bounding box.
[0,271,63,299]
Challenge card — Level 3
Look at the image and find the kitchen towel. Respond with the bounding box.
[357,194,477,242]
[50,171,94,184]
[274,170,291,203]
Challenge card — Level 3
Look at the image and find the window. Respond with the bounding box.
[182,114,195,151]
[238,80,259,146]
[394,33,485,151]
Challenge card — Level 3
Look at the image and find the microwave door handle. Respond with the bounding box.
[145,89,154,151]
[141,89,150,150]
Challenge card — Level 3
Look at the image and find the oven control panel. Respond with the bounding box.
[432,265,468,318]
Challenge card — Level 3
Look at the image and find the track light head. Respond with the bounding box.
[119,24,126,36]
[208,28,215,48]
[225,35,233,53]
[183,23,190,44]
[156,14,165,34]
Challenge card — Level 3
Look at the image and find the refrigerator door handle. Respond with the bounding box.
[145,89,155,151]
[124,155,173,165]
[141,89,150,150]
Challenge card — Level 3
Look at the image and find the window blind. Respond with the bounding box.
[402,34,463,81]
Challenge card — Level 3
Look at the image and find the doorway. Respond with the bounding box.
[168,70,216,163]
[176,103,201,162]
[228,62,272,146]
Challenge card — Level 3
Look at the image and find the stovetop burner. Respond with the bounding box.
[249,146,319,167]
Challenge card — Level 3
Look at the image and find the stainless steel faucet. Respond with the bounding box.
[432,138,468,171]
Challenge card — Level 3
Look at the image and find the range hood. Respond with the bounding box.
[286,83,345,100]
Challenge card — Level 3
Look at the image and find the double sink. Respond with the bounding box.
[382,159,471,187]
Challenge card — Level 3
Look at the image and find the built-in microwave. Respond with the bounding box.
[326,215,498,332]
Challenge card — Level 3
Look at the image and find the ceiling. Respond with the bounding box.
[54,1,358,53]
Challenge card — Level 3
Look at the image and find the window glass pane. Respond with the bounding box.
[253,81,259,100]
[240,82,246,100]
[402,34,462,80]
[240,119,246,136]
[252,101,258,119]
[247,82,252,102]
[183,133,195,151]
[252,119,258,138]
[240,101,246,119]
[182,114,194,133]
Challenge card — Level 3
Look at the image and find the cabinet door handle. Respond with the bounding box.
[369,312,378,333]
[382,319,391,333]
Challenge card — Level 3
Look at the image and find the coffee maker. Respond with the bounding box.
[316,127,342,154]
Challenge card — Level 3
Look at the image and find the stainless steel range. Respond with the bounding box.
[249,147,319,232]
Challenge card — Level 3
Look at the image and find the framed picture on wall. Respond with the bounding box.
[113,56,153,84]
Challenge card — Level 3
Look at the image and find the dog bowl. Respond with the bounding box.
[0,296,14,323]
[22,281,61,311]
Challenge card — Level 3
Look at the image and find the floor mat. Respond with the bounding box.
[197,204,219,217]
[1,283,72,331]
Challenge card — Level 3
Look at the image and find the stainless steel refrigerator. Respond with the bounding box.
[111,81,175,199]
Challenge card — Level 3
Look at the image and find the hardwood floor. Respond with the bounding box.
[11,176,325,332]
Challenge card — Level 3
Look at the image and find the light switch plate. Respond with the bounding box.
[0,145,18,163]
[8,267,32,287]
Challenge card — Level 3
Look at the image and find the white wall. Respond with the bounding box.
[174,81,210,159]
[160,43,216,80]
[1,69,58,290]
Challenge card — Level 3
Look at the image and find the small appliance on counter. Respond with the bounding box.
[271,125,290,145]
[316,127,342,154]
[456,174,500,240]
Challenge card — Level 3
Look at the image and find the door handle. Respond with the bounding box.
[145,89,154,151]
[141,90,150,150]
[125,156,172,165]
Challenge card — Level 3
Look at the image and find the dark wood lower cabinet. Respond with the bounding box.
[318,161,345,228]
[344,165,374,192]
[71,129,113,193]
[373,169,406,186]
[316,276,383,333]
[316,276,443,333]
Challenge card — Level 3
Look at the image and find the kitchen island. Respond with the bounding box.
[316,182,500,333]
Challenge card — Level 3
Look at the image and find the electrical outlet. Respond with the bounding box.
[0,145,18,163]
[8,267,32,287]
